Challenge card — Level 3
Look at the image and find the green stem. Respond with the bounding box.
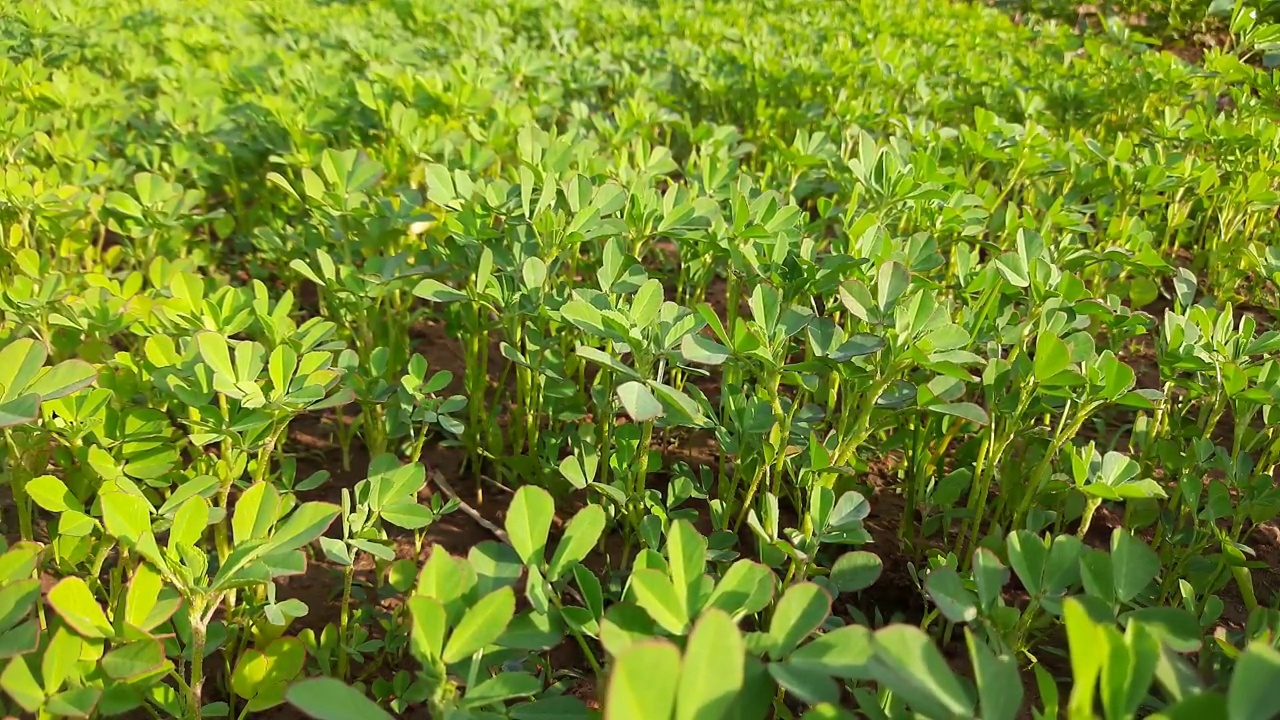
[409,423,430,465]
[1012,401,1094,528]
[4,430,32,542]
[254,421,288,486]
[1077,498,1102,539]
[188,610,208,720]
[631,419,655,531]
[959,432,995,560]
[337,561,356,680]
[547,590,603,679]
[732,459,768,533]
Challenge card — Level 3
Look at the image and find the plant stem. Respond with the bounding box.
[1077,498,1102,538]
[631,419,655,534]
[188,609,208,720]
[547,590,603,680]
[4,430,33,542]
[338,561,357,680]
[732,460,767,533]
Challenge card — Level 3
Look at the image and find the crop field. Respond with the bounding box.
[2,0,1280,717]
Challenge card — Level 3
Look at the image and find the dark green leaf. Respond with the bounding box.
[829,552,882,594]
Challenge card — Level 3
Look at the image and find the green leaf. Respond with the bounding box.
[561,301,608,337]
[995,252,1030,287]
[1034,332,1071,383]
[102,639,166,681]
[232,637,305,704]
[876,261,910,311]
[768,583,831,660]
[829,551,882,593]
[510,696,590,719]
[1065,597,1106,718]
[832,333,885,360]
[414,546,475,620]
[157,475,220,516]
[170,496,210,550]
[26,475,77,513]
[665,519,708,618]
[630,278,664,327]
[0,543,41,584]
[380,502,435,530]
[630,568,689,636]
[728,657,774,720]
[1101,622,1160,720]
[1006,530,1047,597]
[461,672,542,708]
[268,345,298,397]
[497,608,562,651]
[47,578,113,639]
[547,504,605,582]
[105,190,144,217]
[1228,642,1280,720]
[125,564,180,632]
[45,685,100,717]
[875,379,917,408]
[0,579,40,634]
[505,485,554,567]
[575,347,640,379]
[0,619,42,660]
[423,164,457,208]
[265,172,301,202]
[0,339,46,401]
[928,402,989,426]
[972,548,1010,611]
[0,394,39,428]
[789,625,874,679]
[676,610,744,720]
[605,641,681,720]
[705,560,775,618]
[210,541,270,592]
[925,567,977,623]
[196,332,235,379]
[233,482,279,545]
[768,663,840,705]
[442,587,515,664]
[1123,607,1201,654]
[868,625,973,718]
[616,381,664,422]
[966,629,1022,720]
[286,678,394,720]
[1156,693,1230,720]
[101,491,152,546]
[469,542,523,596]
[1,656,43,712]
[264,502,339,553]
[29,360,96,401]
[412,278,468,303]
[1111,530,1159,604]
[681,334,730,365]
[407,597,446,662]
[521,257,548,290]
[650,382,708,426]
[42,627,82,696]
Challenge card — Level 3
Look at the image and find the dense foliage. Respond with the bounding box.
[2,0,1280,718]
